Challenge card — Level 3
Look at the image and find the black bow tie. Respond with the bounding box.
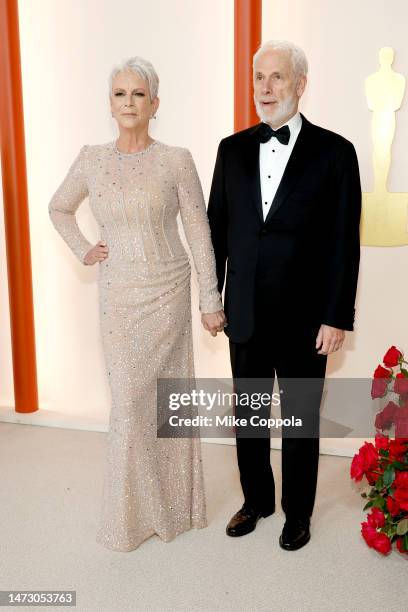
[257,123,290,145]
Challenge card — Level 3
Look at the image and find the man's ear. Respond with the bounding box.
[297,75,307,98]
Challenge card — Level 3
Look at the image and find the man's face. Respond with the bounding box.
[253,49,306,128]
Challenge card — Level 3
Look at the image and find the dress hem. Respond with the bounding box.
[95,520,208,552]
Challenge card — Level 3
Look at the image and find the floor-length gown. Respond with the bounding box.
[48,140,222,551]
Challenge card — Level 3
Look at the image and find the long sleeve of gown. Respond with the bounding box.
[48,145,94,264]
[175,148,223,314]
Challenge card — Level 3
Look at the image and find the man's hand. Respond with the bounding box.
[201,310,227,337]
[315,324,345,355]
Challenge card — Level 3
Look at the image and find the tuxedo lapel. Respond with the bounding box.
[243,126,263,223]
[264,114,315,224]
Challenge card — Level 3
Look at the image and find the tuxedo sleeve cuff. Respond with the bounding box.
[322,309,355,331]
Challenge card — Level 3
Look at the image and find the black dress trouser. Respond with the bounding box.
[228,304,328,521]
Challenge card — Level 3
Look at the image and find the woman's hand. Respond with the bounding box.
[201,310,227,337]
[84,241,109,265]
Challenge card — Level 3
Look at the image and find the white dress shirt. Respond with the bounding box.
[259,111,303,220]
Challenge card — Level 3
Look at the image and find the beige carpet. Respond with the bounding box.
[0,422,406,612]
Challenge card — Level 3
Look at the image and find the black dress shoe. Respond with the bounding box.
[226,503,275,537]
[279,518,311,551]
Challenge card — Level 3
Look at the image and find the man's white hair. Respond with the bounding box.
[253,40,308,82]
[108,56,159,100]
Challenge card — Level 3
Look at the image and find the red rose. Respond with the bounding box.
[388,438,408,459]
[393,472,408,511]
[396,537,408,554]
[361,521,377,547]
[374,365,393,379]
[350,442,378,482]
[386,495,401,516]
[374,401,398,431]
[394,373,408,396]
[371,532,391,554]
[367,508,385,528]
[374,433,389,450]
[371,366,392,399]
[395,421,408,437]
[365,470,379,486]
[394,471,408,490]
[392,437,408,450]
[383,346,402,368]
[361,522,391,554]
[393,490,408,511]
[394,408,408,438]
[371,378,389,400]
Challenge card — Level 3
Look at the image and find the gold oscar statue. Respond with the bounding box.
[361,47,408,246]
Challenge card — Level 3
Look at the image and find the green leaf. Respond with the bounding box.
[391,461,407,469]
[375,476,384,490]
[363,500,374,511]
[385,524,397,538]
[372,496,386,510]
[383,465,396,488]
[400,368,408,377]
[403,533,408,551]
[396,519,408,536]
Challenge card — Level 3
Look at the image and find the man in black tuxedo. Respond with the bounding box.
[207,40,361,550]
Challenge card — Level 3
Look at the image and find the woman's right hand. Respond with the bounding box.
[84,241,109,265]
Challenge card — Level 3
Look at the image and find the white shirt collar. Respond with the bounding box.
[273,110,302,132]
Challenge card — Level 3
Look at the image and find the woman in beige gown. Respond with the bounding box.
[49,56,225,551]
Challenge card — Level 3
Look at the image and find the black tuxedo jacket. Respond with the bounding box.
[207,114,361,344]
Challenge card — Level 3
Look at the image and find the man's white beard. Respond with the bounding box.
[254,96,297,127]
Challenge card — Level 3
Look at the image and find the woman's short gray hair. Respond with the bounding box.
[253,40,308,81]
[108,56,159,100]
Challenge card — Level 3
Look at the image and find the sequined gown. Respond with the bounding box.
[48,140,222,551]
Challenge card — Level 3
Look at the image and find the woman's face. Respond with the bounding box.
[110,69,159,130]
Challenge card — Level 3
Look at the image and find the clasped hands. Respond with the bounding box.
[201,311,227,337]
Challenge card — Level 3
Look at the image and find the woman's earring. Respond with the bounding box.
[151,114,157,119]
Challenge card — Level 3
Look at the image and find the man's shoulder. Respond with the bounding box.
[218,125,259,149]
[305,117,355,153]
